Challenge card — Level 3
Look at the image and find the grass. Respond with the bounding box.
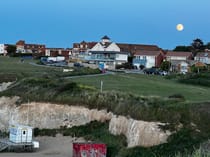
[0,56,100,80]
[1,56,210,156]
[70,73,210,102]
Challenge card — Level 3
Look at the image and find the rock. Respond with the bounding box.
[109,115,171,147]
[0,96,171,147]
[0,82,13,92]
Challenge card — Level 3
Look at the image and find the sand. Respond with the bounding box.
[0,134,86,157]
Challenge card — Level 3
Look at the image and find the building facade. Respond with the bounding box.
[133,50,164,68]
[16,40,46,54]
[0,44,6,55]
[194,52,210,64]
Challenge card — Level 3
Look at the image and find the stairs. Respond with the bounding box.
[0,141,8,152]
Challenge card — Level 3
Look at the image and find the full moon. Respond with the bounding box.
[176,24,184,31]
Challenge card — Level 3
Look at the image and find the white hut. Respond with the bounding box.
[9,124,33,143]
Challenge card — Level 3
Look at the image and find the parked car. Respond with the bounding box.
[143,68,159,74]
[74,62,84,67]
[158,70,168,76]
[143,68,168,75]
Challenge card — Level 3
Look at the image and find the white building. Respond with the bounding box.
[133,50,163,68]
[91,36,121,52]
[0,44,6,55]
[166,51,193,61]
[9,124,33,143]
[194,52,210,64]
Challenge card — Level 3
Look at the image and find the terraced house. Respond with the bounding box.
[132,50,164,69]
[16,40,46,55]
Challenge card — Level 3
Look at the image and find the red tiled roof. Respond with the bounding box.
[117,43,160,54]
[166,51,193,57]
[134,50,162,56]
[16,40,25,46]
[87,42,97,49]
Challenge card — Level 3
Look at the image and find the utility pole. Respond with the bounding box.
[100,81,103,92]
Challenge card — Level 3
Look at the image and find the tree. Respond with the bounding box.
[173,46,191,52]
[191,38,204,50]
[6,45,16,56]
[160,61,170,71]
[191,38,205,56]
[205,42,210,50]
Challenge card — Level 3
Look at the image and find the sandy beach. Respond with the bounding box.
[1,135,85,157]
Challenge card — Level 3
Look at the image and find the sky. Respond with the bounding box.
[0,0,210,49]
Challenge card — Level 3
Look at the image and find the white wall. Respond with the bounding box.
[45,49,51,56]
[195,57,210,64]
[16,46,25,53]
[167,56,187,61]
[180,62,189,73]
[0,44,5,54]
[106,43,120,52]
[91,42,121,52]
[116,54,128,62]
[91,43,104,51]
[146,56,156,68]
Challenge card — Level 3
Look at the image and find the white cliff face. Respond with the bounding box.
[0,96,171,147]
[109,116,171,147]
[0,82,13,92]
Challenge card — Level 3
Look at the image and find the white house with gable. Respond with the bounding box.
[91,36,121,52]
[87,36,128,69]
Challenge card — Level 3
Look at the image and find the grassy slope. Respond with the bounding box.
[71,74,210,102]
[0,56,62,78]
[1,56,210,156]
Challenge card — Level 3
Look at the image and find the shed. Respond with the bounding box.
[9,124,33,143]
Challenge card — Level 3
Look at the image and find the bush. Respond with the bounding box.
[168,94,185,101]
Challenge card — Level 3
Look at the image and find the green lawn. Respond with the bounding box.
[71,73,210,102]
[1,56,210,102]
[0,56,63,78]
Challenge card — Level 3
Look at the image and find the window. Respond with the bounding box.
[23,130,26,135]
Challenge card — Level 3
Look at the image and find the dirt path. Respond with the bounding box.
[1,135,85,157]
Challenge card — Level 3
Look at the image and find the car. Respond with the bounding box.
[143,68,159,75]
[73,62,84,67]
[158,70,168,76]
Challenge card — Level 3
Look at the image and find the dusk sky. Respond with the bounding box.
[0,0,210,49]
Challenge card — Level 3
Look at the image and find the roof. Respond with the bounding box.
[195,52,210,57]
[73,42,97,49]
[134,50,162,56]
[100,42,112,48]
[16,40,25,46]
[166,51,193,57]
[90,51,129,55]
[117,43,160,55]
[10,124,33,129]
[101,35,110,40]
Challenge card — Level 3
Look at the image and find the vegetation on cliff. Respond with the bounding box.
[1,56,210,156]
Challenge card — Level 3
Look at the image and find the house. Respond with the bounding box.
[165,51,193,61]
[88,51,129,69]
[133,50,164,68]
[170,61,191,74]
[194,52,210,64]
[16,40,46,54]
[45,48,71,60]
[0,44,7,55]
[91,35,121,52]
[165,51,193,73]
[72,41,97,56]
